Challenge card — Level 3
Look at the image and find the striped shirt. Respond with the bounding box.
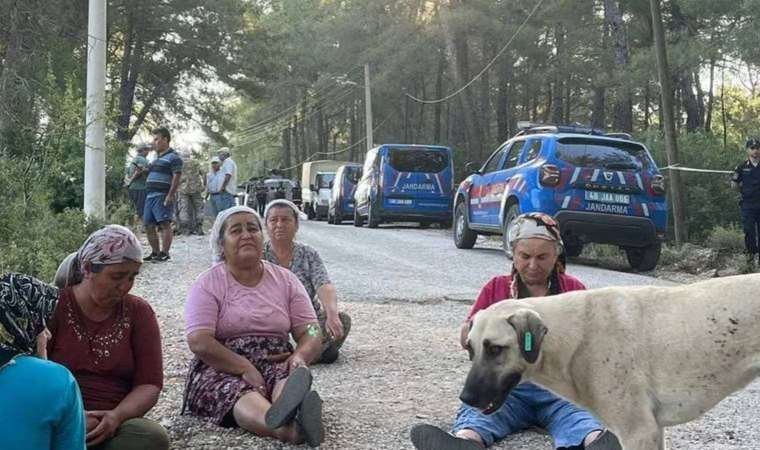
[146,149,183,195]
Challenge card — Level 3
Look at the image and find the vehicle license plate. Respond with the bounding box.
[388,198,413,205]
[584,191,630,204]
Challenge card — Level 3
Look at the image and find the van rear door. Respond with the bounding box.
[382,147,451,209]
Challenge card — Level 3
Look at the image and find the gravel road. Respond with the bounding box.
[133,220,760,449]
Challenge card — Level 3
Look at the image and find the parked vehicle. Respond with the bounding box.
[242,177,297,213]
[353,144,454,228]
[453,123,668,271]
[301,160,348,220]
[328,163,363,224]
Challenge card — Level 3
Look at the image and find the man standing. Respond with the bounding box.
[125,143,151,223]
[732,138,760,267]
[144,126,182,262]
[177,152,206,235]
[205,157,223,218]
[216,147,238,212]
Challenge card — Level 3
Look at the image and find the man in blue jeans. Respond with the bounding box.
[143,126,182,262]
[411,214,620,450]
[732,138,760,268]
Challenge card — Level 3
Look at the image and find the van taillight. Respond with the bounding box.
[651,174,666,195]
[540,164,560,187]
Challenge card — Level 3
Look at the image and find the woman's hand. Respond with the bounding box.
[241,365,267,394]
[286,353,308,372]
[325,313,344,341]
[85,410,123,446]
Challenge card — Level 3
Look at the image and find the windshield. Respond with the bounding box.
[316,173,335,189]
[345,166,362,184]
[555,138,650,170]
[387,148,449,173]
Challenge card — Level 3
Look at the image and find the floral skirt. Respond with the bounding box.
[181,335,293,425]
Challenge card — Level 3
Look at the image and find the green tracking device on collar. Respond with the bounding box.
[524,331,533,352]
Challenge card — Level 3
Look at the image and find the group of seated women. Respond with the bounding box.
[1,199,350,449]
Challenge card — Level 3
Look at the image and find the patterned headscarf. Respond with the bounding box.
[54,224,143,288]
[209,205,263,263]
[0,273,59,369]
[508,213,566,298]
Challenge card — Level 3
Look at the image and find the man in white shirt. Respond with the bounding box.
[215,147,238,212]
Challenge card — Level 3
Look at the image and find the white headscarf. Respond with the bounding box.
[209,205,263,263]
[263,199,302,225]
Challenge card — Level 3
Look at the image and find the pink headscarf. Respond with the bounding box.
[54,225,143,288]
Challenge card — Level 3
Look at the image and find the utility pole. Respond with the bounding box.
[364,63,374,152]
[650,0,686,245]
[84,0,107,220]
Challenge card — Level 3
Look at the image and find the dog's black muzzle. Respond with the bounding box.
[459,366,522,415]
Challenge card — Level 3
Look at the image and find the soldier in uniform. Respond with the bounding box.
[732,138,760,267]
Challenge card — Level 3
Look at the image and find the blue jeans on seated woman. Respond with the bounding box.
[452,382,602,449]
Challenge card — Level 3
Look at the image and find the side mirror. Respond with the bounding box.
[465,161,481,175]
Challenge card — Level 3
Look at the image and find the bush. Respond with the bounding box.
[705,224,745,254]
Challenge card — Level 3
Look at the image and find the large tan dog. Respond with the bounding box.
[460,274,760,450]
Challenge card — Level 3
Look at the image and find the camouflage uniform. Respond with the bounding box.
[177,157,205,234]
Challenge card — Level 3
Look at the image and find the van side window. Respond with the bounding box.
[524,140,543,162]
[482,144,510,174]
[503,140,526,169]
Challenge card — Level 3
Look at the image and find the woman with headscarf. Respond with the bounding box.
[0,273,86,450]
[410,213,622,450]
[182,206,325,447]
[263,199,351,364]
[49,225,168,450]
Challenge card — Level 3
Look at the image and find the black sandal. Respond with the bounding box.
[296,390,324,447]
[265,366,313,429]
[585,429,622,450]
[410,424,483,450]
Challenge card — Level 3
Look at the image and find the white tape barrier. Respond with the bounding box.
[659,165,733,174]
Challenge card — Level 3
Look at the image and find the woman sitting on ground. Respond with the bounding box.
[50,225,168,450]
[182,205,325,447]
[263,199,351,364]
[411,213,621,450]
[0,273,85,450]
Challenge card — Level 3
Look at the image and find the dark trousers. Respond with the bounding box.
[741,206,760,255]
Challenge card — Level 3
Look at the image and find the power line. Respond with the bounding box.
[270,116,389,172]
[231,64,365,137]
[233,86,360,148]
[406,0,546,105]
[231,83,358,142]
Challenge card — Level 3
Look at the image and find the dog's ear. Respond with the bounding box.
[507,309,548,364]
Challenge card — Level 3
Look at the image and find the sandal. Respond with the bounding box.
[586,429,622,450]
[265,366,312,429]
[410,424,482,450]
[296,391,324,447]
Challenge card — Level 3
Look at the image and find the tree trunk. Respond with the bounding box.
[643,84,651,130]
[591,87,606,129]
[443,2,484,160]
[496,52,512,143]
[650,0,687,244]
[551,24,565,125]
[605,0,633,132]
[433,50,445,143]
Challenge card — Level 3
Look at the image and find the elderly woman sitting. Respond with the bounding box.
[49,225,168,450]
[263,199,351,364]
[0,273,85,450]
[182,206,325,447]
[411,213,622,450]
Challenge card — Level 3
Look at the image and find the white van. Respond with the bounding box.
[301,160,348,220]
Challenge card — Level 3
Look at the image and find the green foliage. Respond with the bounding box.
[639,130,743,240]
[705,224,745,254]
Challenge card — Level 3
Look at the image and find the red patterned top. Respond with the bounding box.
[466,273,587,320]
[47,288,163,411]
